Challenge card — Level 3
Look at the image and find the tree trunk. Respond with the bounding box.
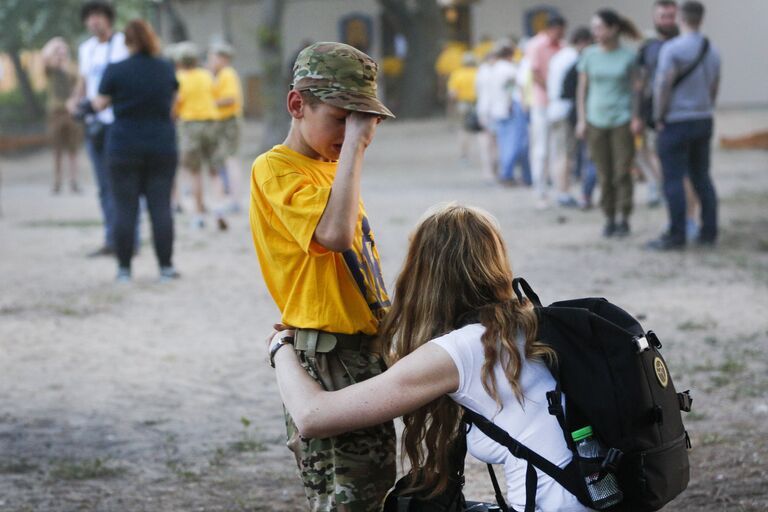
[164,0,190,43]
[257,0,290,152]
[381,0,446,118]
[8,47,43,121]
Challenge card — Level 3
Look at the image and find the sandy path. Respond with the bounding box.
[1,111,767,511]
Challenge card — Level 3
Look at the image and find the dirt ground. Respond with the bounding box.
[1,110,767,512]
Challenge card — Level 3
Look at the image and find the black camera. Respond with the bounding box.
[73,98,96,122]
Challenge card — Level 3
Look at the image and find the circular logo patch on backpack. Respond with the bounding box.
[654,357,669,388]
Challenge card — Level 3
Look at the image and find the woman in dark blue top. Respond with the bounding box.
[94,19,179,282]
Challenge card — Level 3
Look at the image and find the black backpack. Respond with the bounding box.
[461,278,692,512]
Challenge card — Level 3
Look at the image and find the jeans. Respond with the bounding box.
[657,118,717,242]
[110,151,178,269]
[495,101,531,184]
[574,140,597,203]
[85,126,115,248]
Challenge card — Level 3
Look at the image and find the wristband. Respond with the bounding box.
[269,333,294,368]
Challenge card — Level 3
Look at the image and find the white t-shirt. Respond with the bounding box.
[78,32,129,124]
[485,59,518,122]
[547,46,579,123]
[430,324,591,512]
[474,61,496,129]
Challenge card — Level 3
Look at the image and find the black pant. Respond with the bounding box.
[109,151,177,269]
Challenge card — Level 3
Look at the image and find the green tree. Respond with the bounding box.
[0,0,83,119]
[0,0,156,121]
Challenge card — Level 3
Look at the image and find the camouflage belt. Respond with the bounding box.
[294,329,382,357]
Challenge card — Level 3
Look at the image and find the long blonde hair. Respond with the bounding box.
[379,204,555,496]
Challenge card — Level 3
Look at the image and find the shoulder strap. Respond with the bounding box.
[512,277,542,307]
[463,408,585,511]
[672,37,709,88]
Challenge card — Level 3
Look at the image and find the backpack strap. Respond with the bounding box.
[486,463,511,512]
[512,277,543,307]
[672,37,710,88]
[463,408,586,510]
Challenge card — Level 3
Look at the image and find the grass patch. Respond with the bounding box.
[685,411,708,422]
[49,458,125,480]
[230,417,266,454]
[677,317,717,331]
[21,219,102,229]
[0,458,38,474]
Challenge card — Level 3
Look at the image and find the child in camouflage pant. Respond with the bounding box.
[249,42,397,511]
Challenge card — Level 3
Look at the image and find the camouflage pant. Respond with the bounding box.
[285,347,396,512]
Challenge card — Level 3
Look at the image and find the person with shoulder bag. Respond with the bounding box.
[67,1,130,257]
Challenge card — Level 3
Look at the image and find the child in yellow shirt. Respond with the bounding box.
[249,42,396,511]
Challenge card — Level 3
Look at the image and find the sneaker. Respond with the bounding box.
[603,221,617,238]
[116,267,131,283]
[159,266,180,282]
[216,216,228,231]
[70,181,82,194]
[88,246,114,258]
[614,220,631,237]
[694,236,716,249]
[686,219,700,242]
[557,195,579,208]
[191,216,205,230]
[645,233,685,251]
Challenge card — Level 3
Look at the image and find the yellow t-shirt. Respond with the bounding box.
[249,145,390,335]
[447,66,478,103]
[212,66,243,120]
[435,42,468,77]
[175,68,218,121]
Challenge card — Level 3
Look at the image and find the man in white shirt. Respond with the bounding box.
[547,27,593,208]
[68,1,129,257]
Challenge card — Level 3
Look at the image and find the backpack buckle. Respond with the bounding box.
[634,335,651,353]
[677,390,693,412]
[600,448,623,475]
[546,390,563,417]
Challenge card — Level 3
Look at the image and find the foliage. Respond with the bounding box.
[0,88,46,126]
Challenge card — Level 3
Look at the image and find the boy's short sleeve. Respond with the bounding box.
[259,171,331,254]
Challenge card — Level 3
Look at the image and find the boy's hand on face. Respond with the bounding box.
[344,112,382,150]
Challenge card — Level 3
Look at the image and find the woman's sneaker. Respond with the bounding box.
[116,267,132,283]
[159,266,181,282]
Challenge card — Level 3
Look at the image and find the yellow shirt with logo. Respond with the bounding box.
[249,145,390,335]
[175,68,218,121]
[212,66,243,120]
[447,65,478,103]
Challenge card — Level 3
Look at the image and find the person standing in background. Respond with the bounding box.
[208,42,244,222]
[646,1,721,251]
[174,43,222,230]
[576,9,642,238]
[474,50,499,181]
[526,15,565,208]
[634,0,679,209]
[447,52,479,163]
[42,37,83,195]
[68,1,129,257]
[546,27,593,208]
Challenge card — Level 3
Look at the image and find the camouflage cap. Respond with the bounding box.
[292,42,395,119]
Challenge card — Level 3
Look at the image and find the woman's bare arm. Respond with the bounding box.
[273,340,459,439]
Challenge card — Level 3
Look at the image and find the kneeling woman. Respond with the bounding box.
[270,204,589,511]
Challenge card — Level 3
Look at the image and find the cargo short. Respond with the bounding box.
[215,116,241,160]
[284,330,397,512]
[178,120,223,172]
